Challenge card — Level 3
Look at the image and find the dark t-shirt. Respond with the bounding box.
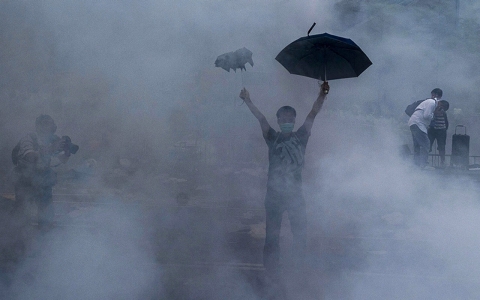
[264,124,310,192]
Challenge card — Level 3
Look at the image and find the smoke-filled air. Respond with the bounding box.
[1,0,480,299]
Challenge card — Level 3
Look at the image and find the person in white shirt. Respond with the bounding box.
[408,88,447,168]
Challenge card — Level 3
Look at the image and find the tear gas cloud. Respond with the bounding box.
[1,0,480,299]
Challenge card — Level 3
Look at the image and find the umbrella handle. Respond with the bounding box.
[237,71,245,106]
[307,22,316,36]
[323,54,328,95]
[323,64,328,94]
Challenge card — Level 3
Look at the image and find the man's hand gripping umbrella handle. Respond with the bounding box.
[319,81,329,95]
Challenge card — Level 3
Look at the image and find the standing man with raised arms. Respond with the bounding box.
[239,81,329,284]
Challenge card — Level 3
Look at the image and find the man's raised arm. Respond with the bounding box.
[303,81,329,133]
[239,88,271,136]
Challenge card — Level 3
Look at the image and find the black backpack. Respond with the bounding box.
[405,99,427,117]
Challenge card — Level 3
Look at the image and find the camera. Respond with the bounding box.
[61,136,79,154]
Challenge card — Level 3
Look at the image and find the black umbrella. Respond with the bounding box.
[275,25,372,82]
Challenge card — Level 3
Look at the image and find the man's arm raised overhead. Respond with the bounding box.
[303,81,329,133]
[240,88,271,138]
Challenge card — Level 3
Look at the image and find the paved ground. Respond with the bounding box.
[1,167,480,299]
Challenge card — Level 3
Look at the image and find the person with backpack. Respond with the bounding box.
[428,100,449,167]
[12,115,74,230]
[407,88,448,169]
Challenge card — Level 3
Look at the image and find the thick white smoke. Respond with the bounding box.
[1,0,480,299]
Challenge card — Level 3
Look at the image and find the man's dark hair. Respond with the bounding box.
[276,106,296,118]
[431,88,443,98]
[439,100,449,111]
[35,114,55,127]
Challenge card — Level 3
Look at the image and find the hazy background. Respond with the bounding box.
[1,0,480,299]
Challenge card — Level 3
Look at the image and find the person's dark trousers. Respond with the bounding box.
[263,188,307,276]
[410,124,430,167]
[36,185,54,229]
[428,128,447,163]
[13,182,34,226]
[14,183,54,229]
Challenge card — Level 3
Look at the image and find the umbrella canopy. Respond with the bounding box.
[215,47,254,72]
[275,32,372,81]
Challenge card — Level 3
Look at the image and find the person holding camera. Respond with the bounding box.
[12,114,78,230]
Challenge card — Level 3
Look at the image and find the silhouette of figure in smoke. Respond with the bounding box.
[239,81,329,286]
[428,99,449,167]
[408,88,448,169]
[12,115,74,230]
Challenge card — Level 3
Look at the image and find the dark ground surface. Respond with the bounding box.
[1,167,480,299]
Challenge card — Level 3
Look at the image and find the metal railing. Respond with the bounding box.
[428,154,480,168]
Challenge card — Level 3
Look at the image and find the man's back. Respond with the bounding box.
[408,98,436,133]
